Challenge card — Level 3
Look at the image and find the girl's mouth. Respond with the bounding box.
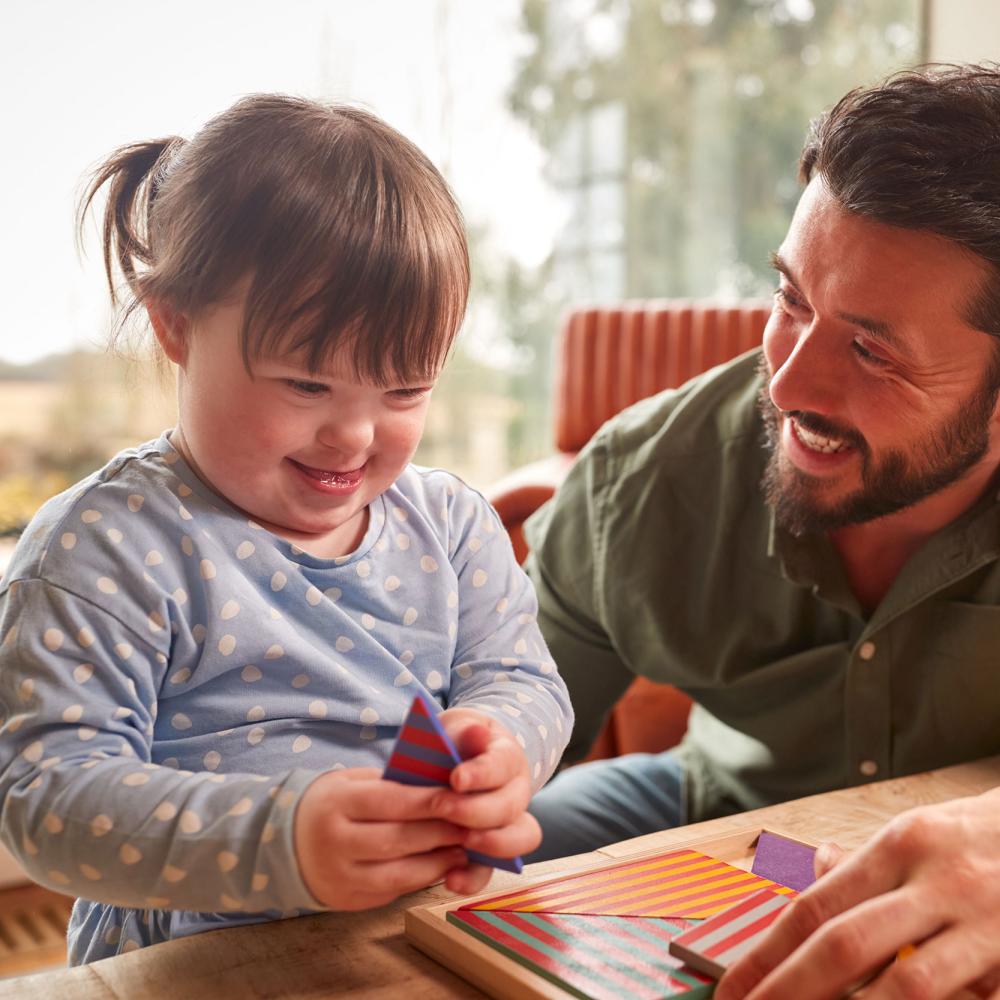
[287,458,366,493]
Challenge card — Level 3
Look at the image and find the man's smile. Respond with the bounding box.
[779,414,858,479]
[791,418,851,455]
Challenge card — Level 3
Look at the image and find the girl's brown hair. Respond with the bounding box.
[79,94,470,383]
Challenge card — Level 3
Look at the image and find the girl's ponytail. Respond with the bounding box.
[73,96,469,380]
[78,137,185,306]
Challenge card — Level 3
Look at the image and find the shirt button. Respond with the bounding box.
[859,760,878,777]
[858,641,876,661]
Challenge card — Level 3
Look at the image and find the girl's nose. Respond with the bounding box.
[316,414,374,460]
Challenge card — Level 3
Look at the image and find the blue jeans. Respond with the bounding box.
[526,750,686,862]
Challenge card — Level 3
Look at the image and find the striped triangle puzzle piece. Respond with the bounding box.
[384,690,523,873]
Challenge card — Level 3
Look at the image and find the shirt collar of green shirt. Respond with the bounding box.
[767,481,1000,628]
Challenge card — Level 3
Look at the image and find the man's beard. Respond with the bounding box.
[757,354,1000,536]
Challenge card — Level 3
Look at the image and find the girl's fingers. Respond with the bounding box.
[444,862,493,896]
[463,809,542,859]
[450,721,493,763]
[354,846,471,904]
[440,773,532,829]
[451,738,525,794]
[339,818,468,862]
[343,777,459,822]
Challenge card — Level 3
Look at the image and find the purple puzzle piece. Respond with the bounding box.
[751,832,817,892]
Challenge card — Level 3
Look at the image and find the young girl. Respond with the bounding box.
[0,95,572,964]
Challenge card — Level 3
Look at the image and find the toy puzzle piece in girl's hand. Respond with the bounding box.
[668,887,793,979]
[383,691,524,874]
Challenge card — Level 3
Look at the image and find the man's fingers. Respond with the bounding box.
[717,872,921,1000]
[813,841,848,879]
[969,965,1000,999]
[866,921,1000,1000]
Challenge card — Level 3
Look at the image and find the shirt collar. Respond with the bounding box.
[765,480,1000,623]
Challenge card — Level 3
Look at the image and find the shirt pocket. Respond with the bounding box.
[906,602,1000,766]
[931,601,1000,664]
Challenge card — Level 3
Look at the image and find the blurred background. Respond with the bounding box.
[0,0,994,546]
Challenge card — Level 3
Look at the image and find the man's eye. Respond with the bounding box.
[287,380,327,396]
[851,339,890,367]
[774,287,804,311]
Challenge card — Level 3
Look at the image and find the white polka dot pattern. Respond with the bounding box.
[0,455,571,963]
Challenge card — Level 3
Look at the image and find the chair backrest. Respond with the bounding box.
[554,301,772,453]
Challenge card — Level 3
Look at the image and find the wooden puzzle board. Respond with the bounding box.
[406,826,811,1000]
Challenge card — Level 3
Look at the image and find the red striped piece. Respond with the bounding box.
[383,691,523,873]
[668,888,793,979]
[449,908,715,999]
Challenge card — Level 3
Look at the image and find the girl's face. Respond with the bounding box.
[156,296,439,558]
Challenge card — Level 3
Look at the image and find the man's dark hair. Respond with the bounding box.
[800,63,1000,337]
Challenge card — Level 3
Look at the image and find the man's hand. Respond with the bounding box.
[438,706,541,895]
[294,767,471,910]
[716,790,1000,1000]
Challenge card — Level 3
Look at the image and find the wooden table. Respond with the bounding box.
[2,756,998,999]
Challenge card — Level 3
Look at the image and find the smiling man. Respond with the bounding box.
[524,64,1000,998]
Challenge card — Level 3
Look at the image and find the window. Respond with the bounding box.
[0,0,923,547]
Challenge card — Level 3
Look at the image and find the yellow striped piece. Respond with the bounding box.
[462,848,797,919]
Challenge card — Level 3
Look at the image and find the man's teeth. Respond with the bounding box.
[793,421,849,454]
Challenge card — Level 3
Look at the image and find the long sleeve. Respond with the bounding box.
[0,436,577,963]
[443,488,573,789]
[523,433,634,765]
[0,577,322,913]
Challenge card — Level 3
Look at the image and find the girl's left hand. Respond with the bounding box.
[437,707,541,894]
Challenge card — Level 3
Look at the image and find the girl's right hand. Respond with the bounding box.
[293,767,470,910]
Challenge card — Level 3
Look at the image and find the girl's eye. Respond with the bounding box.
[389,387,430,401]
[287,379,327,396]
[851,338,891,367]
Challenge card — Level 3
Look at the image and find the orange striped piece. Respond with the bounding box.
[461,849,796,919]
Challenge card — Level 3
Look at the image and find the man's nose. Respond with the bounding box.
[765,324,844,419]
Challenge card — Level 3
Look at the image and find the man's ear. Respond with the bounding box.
[147,301,189,366]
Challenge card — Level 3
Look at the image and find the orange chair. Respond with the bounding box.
[488,300,771,760]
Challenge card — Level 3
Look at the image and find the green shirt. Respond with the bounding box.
[524,350,1000,823]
